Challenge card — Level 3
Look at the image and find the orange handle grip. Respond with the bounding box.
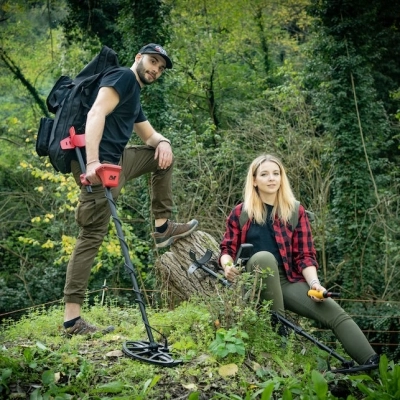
[308,290,340,299]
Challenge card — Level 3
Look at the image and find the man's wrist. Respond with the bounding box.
[158,139,171,146]
[86,159,100,166]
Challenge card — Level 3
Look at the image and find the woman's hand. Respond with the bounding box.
[224,264,240,282]
[309,282,327,302]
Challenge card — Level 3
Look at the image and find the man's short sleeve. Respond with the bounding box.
[100,68,136,102]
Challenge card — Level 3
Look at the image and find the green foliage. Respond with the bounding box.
[209,327,248,359]
[0,301,399,399]
[305,0,400,313]
[1,0,400,367]
[62,0,122,49]
[350,355,400,399]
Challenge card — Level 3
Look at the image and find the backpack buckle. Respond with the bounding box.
[60,126,86,149]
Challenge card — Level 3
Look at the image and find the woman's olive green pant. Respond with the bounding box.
[246,251,376,365]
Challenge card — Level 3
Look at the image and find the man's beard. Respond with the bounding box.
[136,59,154,86]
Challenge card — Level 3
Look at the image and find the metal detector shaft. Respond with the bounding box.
[104,186,182,366]
[103,187,155,344]
[73,144,181,366]
[200,264,231,287]
[272,312,352,366]
[73,145,154,342]
[75,147,91,193]
[188,249,231,286]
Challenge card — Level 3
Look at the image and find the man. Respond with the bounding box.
[63,44,198,335]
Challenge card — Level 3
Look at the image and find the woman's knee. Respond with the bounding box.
[247,251,279,274]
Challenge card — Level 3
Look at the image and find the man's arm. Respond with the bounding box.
[134,120,173,169]
[84,86,120,184]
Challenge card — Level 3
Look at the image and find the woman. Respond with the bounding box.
[219,154,379,366]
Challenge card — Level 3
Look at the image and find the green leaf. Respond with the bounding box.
[36,341,48,351]
[1,368,12,381]
[261,382,274,400]
[30,388,43,400]
[379,354,388,385]
[356,382,373,396]
[188,392,200,400]
[91,381,125,394]
[141,375,161,394]
[42,370,55,386]
[311,370,328,399]
[282,388,293,400]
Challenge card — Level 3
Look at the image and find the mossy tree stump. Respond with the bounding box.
[155,231,223,301]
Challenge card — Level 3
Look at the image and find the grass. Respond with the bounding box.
[1,292,399,399]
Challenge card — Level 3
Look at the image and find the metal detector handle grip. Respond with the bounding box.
[80,173,91,186]
[308,289,341,299]
[234,243,254,265]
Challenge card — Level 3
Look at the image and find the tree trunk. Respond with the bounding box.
[155,231,223,301]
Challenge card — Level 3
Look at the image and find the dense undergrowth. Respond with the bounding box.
[1,283,399,400]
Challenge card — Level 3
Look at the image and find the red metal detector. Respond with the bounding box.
[62,128,182,367]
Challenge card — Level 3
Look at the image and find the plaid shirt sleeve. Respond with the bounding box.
[219,204,243,262]
[274,204,318,282]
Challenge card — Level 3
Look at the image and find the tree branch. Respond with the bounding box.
[0,47,50,117]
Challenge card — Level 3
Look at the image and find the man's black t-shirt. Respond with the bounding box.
[98,67,147,164]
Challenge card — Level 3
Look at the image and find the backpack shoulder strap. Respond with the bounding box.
[239,205,248,230]
[290,201,315,229]
[306,209,315,223]
[289,200,300,230]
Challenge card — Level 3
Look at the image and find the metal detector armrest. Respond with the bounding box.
[234,243,253,266]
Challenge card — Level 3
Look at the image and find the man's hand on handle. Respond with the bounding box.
[85,161,102,185]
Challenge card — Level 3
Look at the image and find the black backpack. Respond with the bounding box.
[36,46,120,173]
[239,200,315,230]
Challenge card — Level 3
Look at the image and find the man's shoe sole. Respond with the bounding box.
[156,220,198,248]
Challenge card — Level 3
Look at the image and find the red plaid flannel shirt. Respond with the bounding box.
[220,203,318,282]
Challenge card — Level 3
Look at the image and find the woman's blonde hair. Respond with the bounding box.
[243,154,296,224]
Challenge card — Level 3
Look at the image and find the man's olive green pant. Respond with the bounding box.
[246,251,376,365]
[64,145,173,305]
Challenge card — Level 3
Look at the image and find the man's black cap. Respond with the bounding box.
[139,43,173,69]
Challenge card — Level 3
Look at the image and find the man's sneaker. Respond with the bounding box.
[152,219,198,248]
[64,318,114,337]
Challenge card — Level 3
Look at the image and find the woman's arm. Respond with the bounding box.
[302,266,327,302]
[292,205,318,272]
[292,206,327,302]
[219,205,243,281]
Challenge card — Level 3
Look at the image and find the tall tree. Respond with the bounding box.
[306,0,400,300]
[61,0,122,50]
